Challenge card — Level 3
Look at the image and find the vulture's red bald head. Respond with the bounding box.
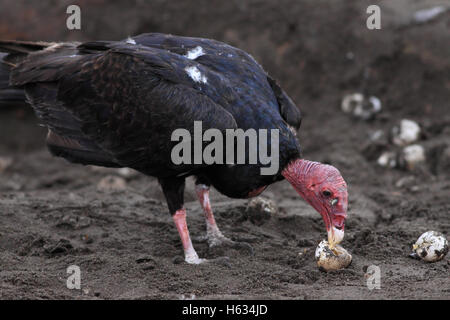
[282,159,348,246]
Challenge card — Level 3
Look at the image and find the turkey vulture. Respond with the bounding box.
[0,33,348,264]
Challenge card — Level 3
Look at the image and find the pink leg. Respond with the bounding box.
[172,208,205,264]
[195,184,255,255]
[195,184,222,236]
[195,185,254,254]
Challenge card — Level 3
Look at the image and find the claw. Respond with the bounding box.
[195,184,254,257]
[192,231,254,257]
[185,255,207,264]
[206,256,231,267]
[192,235,208,243]
[206,232,254,255]
[183,255,231,267]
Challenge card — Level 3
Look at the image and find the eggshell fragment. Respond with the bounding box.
[315,240,352,272]
[377,151,397,168]
[412,231,448,262]
[401,144,426,170]
[341,93,364,113]
[341,93,381,120]
[392,119,421,146]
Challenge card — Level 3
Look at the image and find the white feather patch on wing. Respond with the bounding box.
[184,66,207,84]
[184,46,205,60]
[126,37,136,45]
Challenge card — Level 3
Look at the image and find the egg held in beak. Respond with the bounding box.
[325,210,347,248]
[328,226,345,248]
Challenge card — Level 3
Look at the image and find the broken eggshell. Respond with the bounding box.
[353,96,381,120]
[341,93,364,113]
[315,240,352,272]
[341,93,381,120]
[377,151,397,168]
[391,119,421,146]
[400,144,426,170]
[411,231,448,262]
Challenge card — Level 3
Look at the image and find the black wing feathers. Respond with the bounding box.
[128,33,301,130]
[57,50,237,171]
[0,53,26,107]
[10,42,237,175]
[4,34,299,177]
[24,81,119,167]
[267,75,301,130]
[0,40,52,55]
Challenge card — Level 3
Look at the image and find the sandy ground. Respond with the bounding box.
[0,0,449,299]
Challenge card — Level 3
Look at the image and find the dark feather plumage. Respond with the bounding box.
[0,33,302,198]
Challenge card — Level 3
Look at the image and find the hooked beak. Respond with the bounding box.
[327,225,345,248]
[324,211,346,248]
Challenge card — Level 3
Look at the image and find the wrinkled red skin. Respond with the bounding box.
[281,159,348,232]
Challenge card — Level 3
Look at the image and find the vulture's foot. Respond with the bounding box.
[184,250,207,264]
[195,229,254,255]
[183,252,231,267]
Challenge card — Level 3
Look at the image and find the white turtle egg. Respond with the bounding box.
[315,240,352,272]
[412,231,448,262]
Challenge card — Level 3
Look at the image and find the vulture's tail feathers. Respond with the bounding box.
[46,130,122,168]
[0,52,26,107]
[0,40,55,108]
[0,40,52,54]
[0,40,122,168]
[25,82,121,168]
